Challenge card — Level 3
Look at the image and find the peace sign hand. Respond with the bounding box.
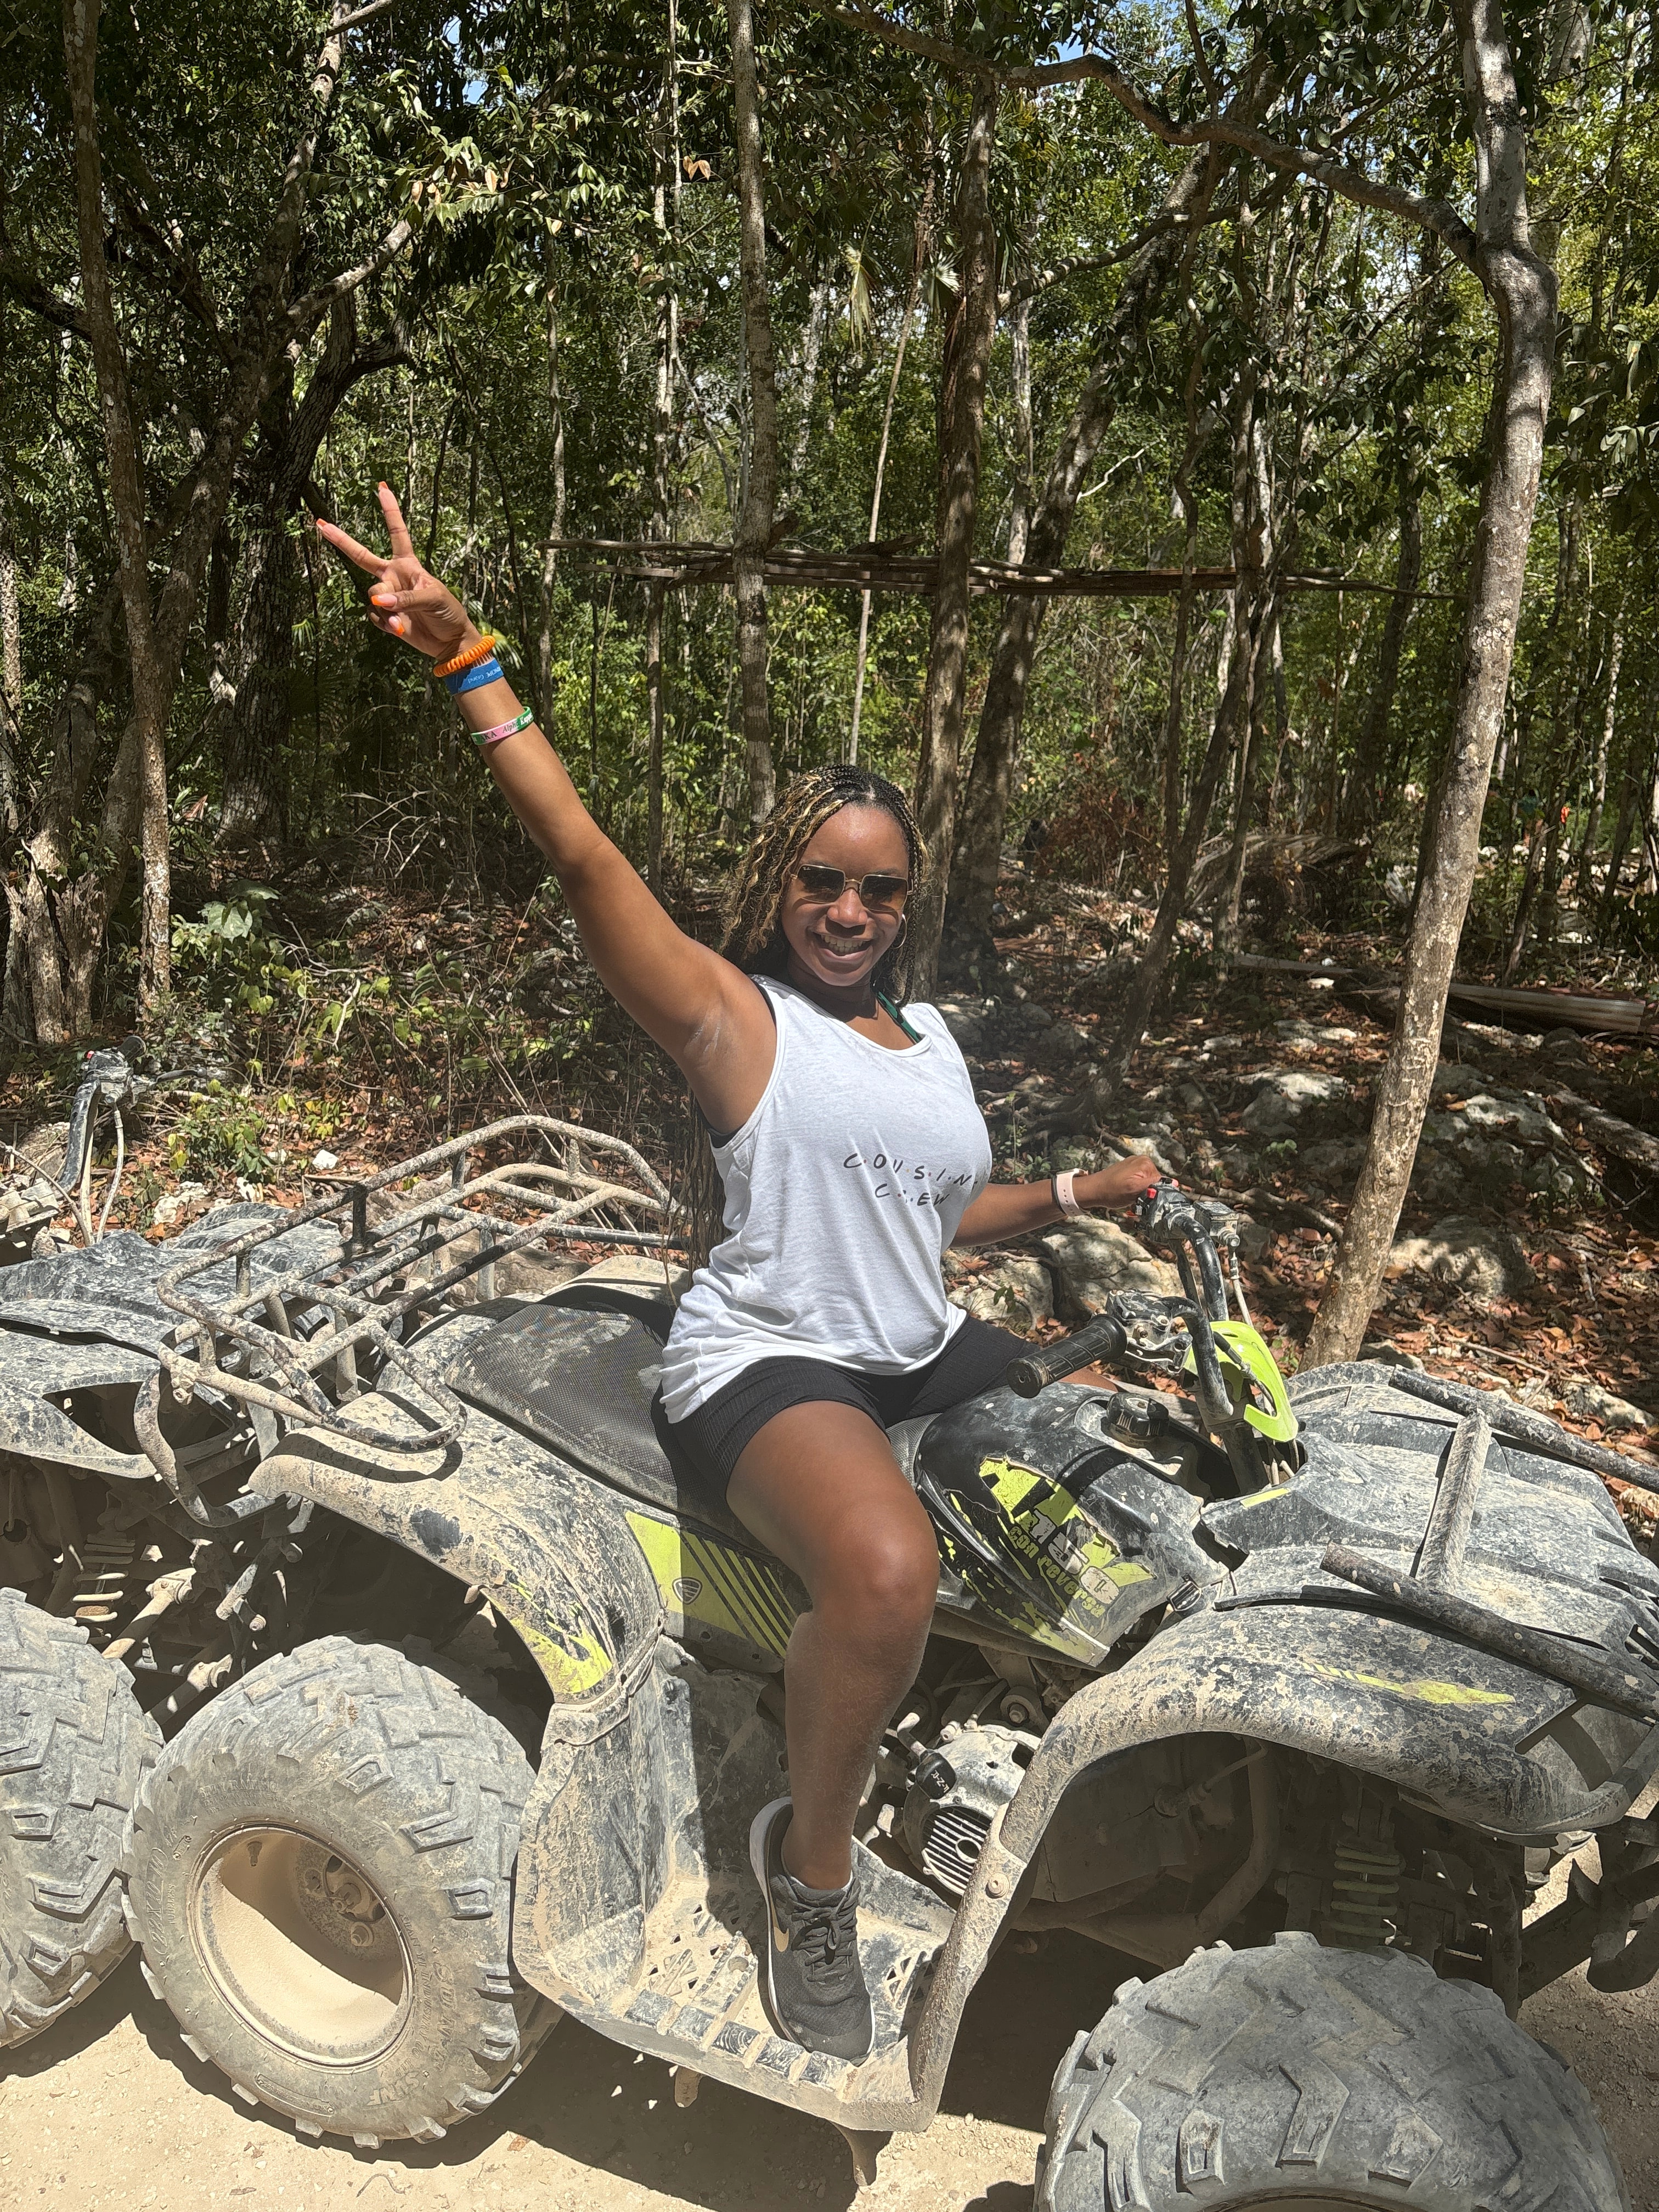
[312,484,481,664]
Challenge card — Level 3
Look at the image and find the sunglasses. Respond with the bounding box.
[793,863,911,911]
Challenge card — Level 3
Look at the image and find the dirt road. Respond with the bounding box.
[4,1909,1658,2212]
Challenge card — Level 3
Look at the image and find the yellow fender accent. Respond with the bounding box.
[1183,1321,1298,1443]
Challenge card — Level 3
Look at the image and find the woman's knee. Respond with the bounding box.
[817,1516,938,1640]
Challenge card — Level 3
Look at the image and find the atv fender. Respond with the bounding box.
[910,1599,1658,2109]
[0,1364,153,1482]
[251,1397,663,1742]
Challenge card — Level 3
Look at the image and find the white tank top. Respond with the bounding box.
[659,977,994,1421]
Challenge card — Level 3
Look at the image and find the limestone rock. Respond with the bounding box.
[1541,1026,1588,1060]
[1230,1213,1273,1261]
[935,998,995,1056]
[1526,1155,1589,1202]
[1113,1122,1184,1177]
[1049,1142,1102,1176]
[1385,1214,1534,1300]
[947,1257,1053,1331]
[1186,1135,1228,1186]
[1274,1020,1359,1053]
[153,1182,211,1229]
[1359,1339,1426,1372]
[1037,1214,1178,1323]
[1240,1069,1352,1139]
[1457,1092,1565,1146]
[1299,1138,1364,1190]
[1562,1377,1652,1434]
[13,1121,69,1175]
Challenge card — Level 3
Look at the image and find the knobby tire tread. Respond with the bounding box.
[0,1587,161,2047]
[1035,1933,1628,2212]
[123,1634,557,2146]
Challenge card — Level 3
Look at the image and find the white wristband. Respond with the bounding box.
[1053,1169,1082,1219]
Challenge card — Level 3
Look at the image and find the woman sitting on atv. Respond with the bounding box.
[316,488,1158,2061]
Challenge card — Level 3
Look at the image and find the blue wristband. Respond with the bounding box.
[445,657,503,697]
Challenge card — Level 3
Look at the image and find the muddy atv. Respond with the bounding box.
[2,1102,1656,2209]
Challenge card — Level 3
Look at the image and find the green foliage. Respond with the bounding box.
[166,1085,272,1182]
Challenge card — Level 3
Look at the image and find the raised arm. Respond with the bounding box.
[313,487,774,1131]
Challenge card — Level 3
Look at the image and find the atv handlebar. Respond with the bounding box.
[1004,1312,1128,1398]
[1002,1182,1233,1404]
[1001,1182,1269,1486]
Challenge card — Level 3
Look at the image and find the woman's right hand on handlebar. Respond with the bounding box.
[313,484,479,665]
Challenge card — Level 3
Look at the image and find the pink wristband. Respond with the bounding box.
[1052,1169,1082,1218]
[471,707,535,749]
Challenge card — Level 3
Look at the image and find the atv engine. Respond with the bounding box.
[900,1720,1040,1899]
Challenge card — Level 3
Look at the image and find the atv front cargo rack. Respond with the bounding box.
[142,1116,672,1470]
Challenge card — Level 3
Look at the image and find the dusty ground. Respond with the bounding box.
[4,1906,1658,2212]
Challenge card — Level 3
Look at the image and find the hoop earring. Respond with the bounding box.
[893,916,909,951]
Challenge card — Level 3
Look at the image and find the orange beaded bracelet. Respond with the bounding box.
[433,633,498,680]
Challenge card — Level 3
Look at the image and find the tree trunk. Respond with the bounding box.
[1502,797,1553,981]
[726,0,778,827]
[49,0,381,1032]
[1216,379,1277,957]
[65,0,171,1011]
[5,579,123,1042]
[216,370,295,847]
[1576,612,1620,901]
[1058,613,1262,1132]
[789,277,831,494]
[909,76,1000,995]
[218,521,295,843]
[1344,466,1422,827]
[1303,0,1556,1369]
[1006,294,1034,567]
[1215,616,1274,955]
[0,496,20,833]
[946,140,1228,956]
[848,176,933,765]
[1053,365,1265,1125]
[536,279,567,724]
[646,2,680,891]
[1159,402,1210,857]
[1596,769,1638,940]
[217,304,406,847]
[1159,510,1199,861]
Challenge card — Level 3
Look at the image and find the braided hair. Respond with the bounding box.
[717,764,926,996]
[677,764,928,1269]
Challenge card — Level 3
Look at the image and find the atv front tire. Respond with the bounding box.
[1036,1932,1627,2212]
[1,1586,161,2047]
[123,1636,557,2145]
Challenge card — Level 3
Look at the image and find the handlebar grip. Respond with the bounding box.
[1004,1313,1127,1399]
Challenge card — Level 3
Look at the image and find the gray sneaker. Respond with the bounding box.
[748,1797,874,2062]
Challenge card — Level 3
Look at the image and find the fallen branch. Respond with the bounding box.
[1229,952,1657,1036]
[1547,1087,1659,1179]
[1234,1187,1345,1238]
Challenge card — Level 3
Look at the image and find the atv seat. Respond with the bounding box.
[447,1289,756,1542]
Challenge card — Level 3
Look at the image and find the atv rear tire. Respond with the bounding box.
[1,1586,161,2047]
[1036,1932,1627,2212]
[123,1635,557,2145]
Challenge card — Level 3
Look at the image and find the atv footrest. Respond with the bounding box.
[552,1850,953,2129]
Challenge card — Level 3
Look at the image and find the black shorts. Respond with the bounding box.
[665,1316,1026,1505]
